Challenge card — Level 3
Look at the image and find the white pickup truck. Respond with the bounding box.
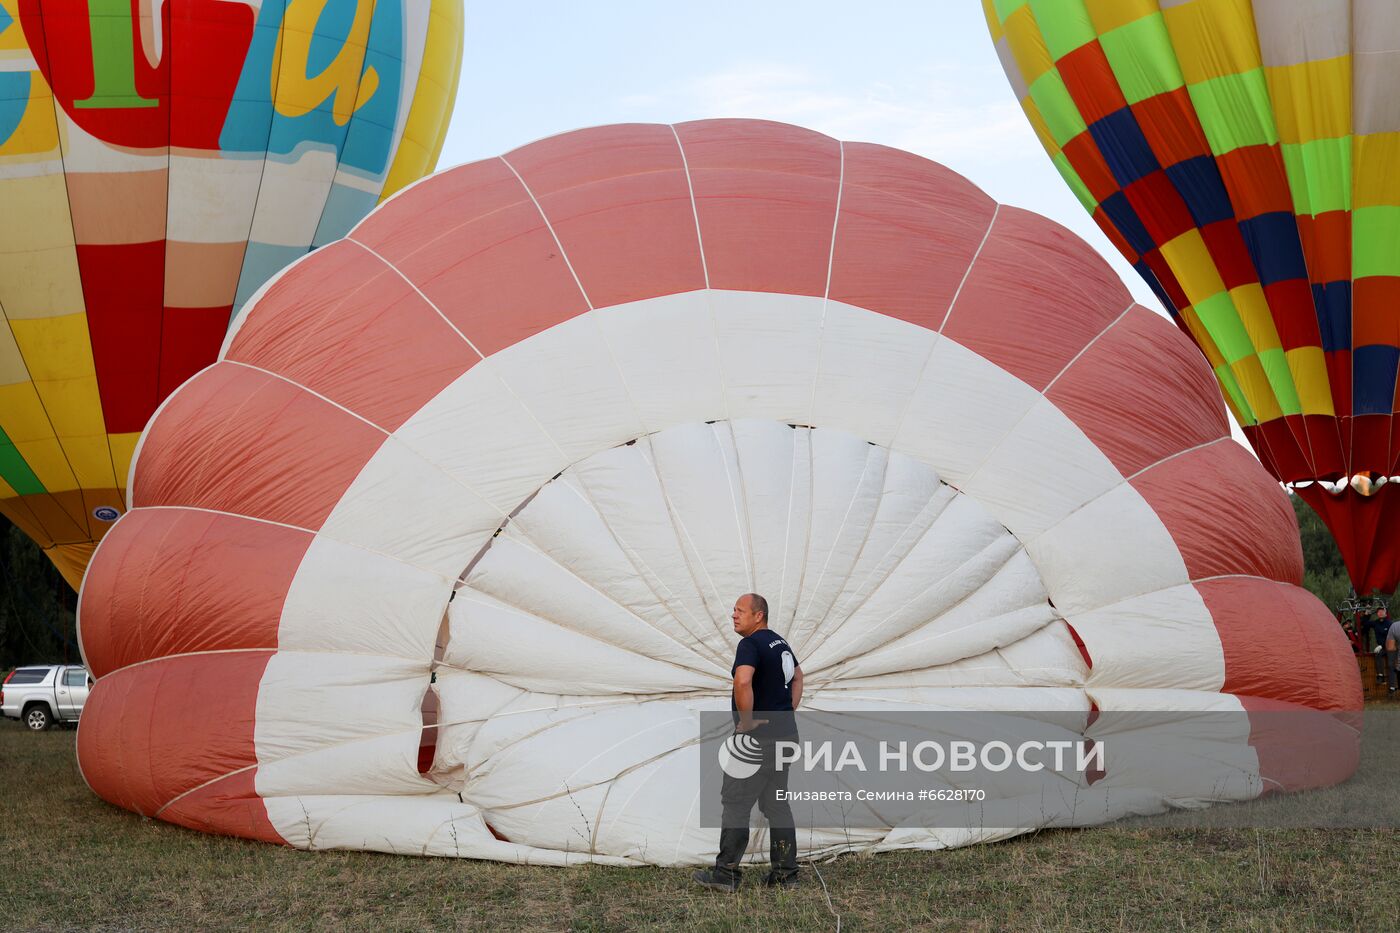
[1,665,92,731]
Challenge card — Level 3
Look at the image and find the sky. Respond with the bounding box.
[441,0,1164,315]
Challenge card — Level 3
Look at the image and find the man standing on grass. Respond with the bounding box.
[693,593,803,892]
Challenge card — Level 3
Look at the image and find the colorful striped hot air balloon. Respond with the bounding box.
[983,0,1400,594]
[0,0,461,587]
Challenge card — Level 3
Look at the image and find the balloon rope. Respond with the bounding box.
[808,857,841,932]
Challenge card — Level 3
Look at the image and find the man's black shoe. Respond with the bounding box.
[692,868,740,892]
[763,871,800,889]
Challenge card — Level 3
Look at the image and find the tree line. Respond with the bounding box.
[0,517,79,671]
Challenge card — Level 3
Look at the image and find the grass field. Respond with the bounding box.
[1,717,1395,932]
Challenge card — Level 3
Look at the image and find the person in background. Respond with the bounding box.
[1341,615,1362,654]
[1385,612,1399,696]
[1368,608,1391,683]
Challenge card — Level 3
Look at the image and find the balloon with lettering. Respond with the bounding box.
[983,1,1400,594]
[76,121,1359,863]
[0,0,461,587]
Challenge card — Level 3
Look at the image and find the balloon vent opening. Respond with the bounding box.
[418,612,454,778]
[1066,623,1093,670]
[417,675,439,775]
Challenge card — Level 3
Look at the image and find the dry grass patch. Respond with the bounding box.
[1,718,1392,931]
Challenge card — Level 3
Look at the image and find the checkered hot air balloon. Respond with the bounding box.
[0,0,461,587]
[983,0,1400,594]
[76,121,1358,863]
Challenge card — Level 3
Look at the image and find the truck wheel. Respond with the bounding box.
[23,705,52,732]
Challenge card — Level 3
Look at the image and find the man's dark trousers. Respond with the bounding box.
[713,736,798,883]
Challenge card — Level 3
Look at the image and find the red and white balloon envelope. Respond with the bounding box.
[76,121,1359,863]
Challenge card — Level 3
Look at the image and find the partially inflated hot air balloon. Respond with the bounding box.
[76,121,1358,863]
[0,0,461,587]
[984,0,1400,594]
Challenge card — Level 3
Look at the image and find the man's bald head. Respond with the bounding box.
[732,593,770,637]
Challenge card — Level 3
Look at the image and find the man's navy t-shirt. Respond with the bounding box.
[731,628,799,738]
